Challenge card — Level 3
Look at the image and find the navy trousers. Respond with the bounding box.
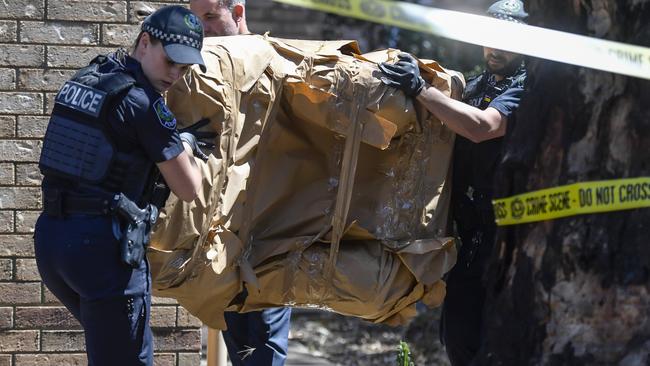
[34,214,153,366]
[223,308,292,366]
[440,223,496,366]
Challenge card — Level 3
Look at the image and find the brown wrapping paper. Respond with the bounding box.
[149,34,463,329]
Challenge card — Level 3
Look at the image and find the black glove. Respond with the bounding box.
[179,118,218,141]
[378,52,425,97]
[179,132,207,161]
[178,118,218,161]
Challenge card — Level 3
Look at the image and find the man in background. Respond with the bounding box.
[189,1,292,365]
[192,0,250,36]
[379,1,528,364]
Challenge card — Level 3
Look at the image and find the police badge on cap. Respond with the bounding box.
[142,6,206,72]
[487,0,528,24]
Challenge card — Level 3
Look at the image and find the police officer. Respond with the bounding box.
[378,1,527,365]
[34,6,208,366]
[189,1,292,365]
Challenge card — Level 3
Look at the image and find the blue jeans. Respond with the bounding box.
[223,308,292,366]
[34,214,153,366]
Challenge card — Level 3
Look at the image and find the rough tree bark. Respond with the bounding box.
[476,1,650,365]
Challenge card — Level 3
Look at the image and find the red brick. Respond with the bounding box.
[15,307,80,329]
[153,353,175,366]
[128,2,184,23]
[152,296,177,305]
[177,306,202,328]
[150,306,177,328]
[0,116,16,138]
[17,69,75,92]
[0,187,41,209]
[0,212,13,233]
[178,352,201,366]
[0,164,14,186]
[0,307,13,329]
[0,258,12,280]
[0,234,35,257]
[0,45,44,67]
[15,353,87,366]
[15,258,40,281]
[0,92,43,117]
[101,24,139,47]
[47,1,127,22]
[44,92,55,114]
[0,0,44,20]
[0,330,39,352]
[20,21,98,45]
[43,286,61,305]
[15,164,42,186]
[0,282,41,304]
[41,330,85,352]
[0,67,16,90]
[153,329,201,352]
[46,46,113,68]
[15,211,39,233]
[17,116,48,139]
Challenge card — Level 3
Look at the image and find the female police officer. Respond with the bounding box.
[34,6,207,365]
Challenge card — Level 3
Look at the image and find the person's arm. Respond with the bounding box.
[156,142,201,202]
[416,85,507,143]
[157,121,218,202]
[124,91,203,203]
[378,53,517,143]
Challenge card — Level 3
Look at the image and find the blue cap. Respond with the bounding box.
[142,6,206,72]
[487,0,528,24]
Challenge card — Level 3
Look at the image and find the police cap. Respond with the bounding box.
[487,0,528,24]
[142,6,206,72]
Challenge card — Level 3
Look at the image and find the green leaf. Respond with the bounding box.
[397,340,415,366]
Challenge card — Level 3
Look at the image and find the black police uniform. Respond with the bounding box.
[34,50,183,366]
[441,66,526,366]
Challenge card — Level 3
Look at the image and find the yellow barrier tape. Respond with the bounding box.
[492,178,650,226]
[274,0,650,80]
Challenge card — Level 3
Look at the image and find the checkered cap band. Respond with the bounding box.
[491,12,525,23]
[142,24,202,49]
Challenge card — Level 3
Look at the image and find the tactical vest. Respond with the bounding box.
[452,67,525,229]
[39,55,158,206]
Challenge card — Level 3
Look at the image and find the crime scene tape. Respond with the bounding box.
[273,0,650,80]
[492,178,650,226]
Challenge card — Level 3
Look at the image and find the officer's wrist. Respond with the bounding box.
[181,141,193,154]
[417,84,442,101]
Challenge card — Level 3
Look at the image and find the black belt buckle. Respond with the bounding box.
[43,189,64,218]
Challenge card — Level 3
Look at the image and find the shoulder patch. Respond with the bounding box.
[153,98,177,130]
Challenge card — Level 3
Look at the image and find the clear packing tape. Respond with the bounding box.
[148,34,463,329]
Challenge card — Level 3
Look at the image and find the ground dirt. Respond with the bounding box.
[289,306,451,366]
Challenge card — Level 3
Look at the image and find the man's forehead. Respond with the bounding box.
[192,0,227,13]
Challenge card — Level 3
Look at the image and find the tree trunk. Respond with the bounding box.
[476,1,650,365]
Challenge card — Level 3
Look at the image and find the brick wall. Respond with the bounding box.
[0,0,329,365]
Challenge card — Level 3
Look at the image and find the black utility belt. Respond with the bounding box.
[42,189,158,268]
[43,189,114,217]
